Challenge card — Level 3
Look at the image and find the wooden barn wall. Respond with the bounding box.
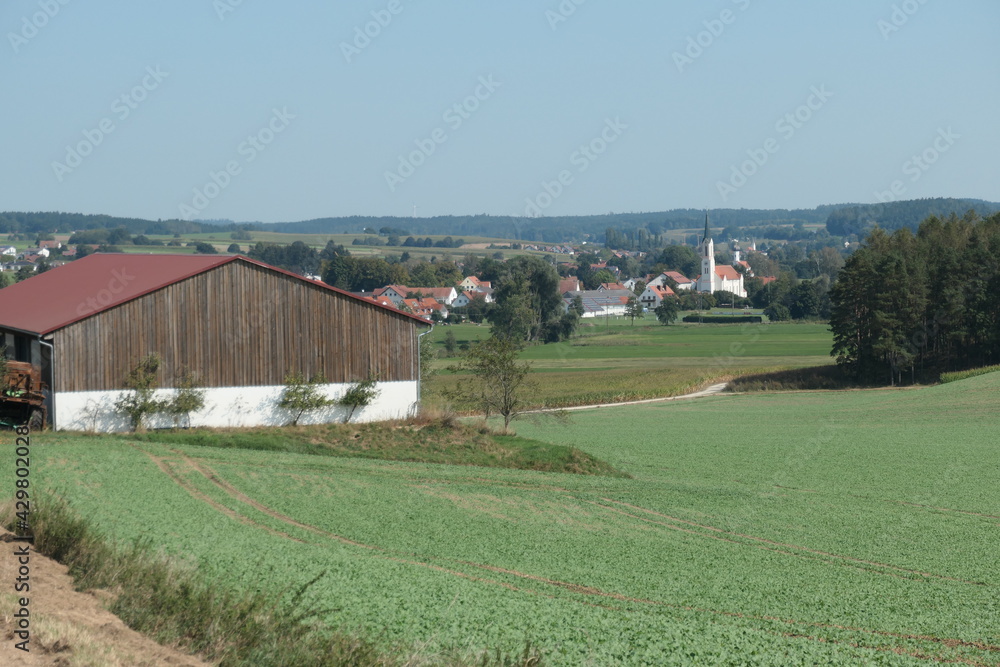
[51,262,423,392]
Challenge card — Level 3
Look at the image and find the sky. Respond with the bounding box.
[2,1,997,223]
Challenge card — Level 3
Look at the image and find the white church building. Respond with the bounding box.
[695,215,747,298]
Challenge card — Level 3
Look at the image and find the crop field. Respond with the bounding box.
[9,372,999,664]
[427,321,833,408]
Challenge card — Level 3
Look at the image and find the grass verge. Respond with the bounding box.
[122,418,630,478]
[1,494,544,667]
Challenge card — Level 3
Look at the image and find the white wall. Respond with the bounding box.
[54,381,420,433]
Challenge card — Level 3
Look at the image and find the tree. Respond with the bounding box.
[656,245,700,277]
[195,242,218,254]
[226,243,241,253]
[278,371,334,426]
[337,374,380,424]
[654,298,680,325]
[449,337,533,432]
[788,282,820,320]
[625,296,644,325]
[114,354,166,432]
[487,255,568,343]
[444,330,457,355]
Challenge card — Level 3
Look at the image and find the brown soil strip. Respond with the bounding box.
[598,498,983,585]
[0,530,213,667]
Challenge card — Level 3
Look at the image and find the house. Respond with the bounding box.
[558,277,581,294]
[452,288,494,309]
[695,215,747,298]
[459,276,492,291]
[638,285,676,309]
[598,282,627,291]
[39,240,62,250]
[663,271,695,291]
[402,297,448,320]
[4,261,37,273]
[374,285,457,306]
[1,246,17,257]
[22,247,50,259]
[0,254,431,432]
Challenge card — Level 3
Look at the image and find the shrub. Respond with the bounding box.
[114,354,166,432]
[338,374,381,424]
[279,371,334,426]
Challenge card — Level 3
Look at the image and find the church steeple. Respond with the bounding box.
[697,211,716,293]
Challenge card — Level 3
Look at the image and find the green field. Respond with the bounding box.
[428,321,833,408]
[9,372,999,664]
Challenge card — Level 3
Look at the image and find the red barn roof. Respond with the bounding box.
[0,253,429,335]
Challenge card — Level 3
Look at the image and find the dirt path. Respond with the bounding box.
[0,531,212,667]
[527,382,731,414]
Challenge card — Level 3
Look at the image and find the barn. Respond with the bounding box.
[0,253,432,431]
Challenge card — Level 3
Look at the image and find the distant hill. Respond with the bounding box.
[2,198,997,243]
[823,198,1000,237]
[0,212,218,236]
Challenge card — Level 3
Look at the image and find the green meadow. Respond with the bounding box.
[427,321,833,408]
[8,372,998,664]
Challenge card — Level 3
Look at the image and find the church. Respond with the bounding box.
[695,214,747,297]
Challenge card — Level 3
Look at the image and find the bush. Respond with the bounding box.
[940,365,1000,384]
[681,315,763,324]
[764,303,791,322]
[279,372,334,426]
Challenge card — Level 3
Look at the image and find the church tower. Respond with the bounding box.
[697,212,716,293]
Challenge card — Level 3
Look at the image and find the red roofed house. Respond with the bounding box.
[558,277,581,294]
[695,215,746,297]
[638,284,676,309]
[401,297,448,320]
[0,254,431,432]
[459,276,492,291]
[662,271,695,291]
[374,285,457,307]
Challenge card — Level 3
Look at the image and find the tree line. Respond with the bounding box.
[830,211,1000,385]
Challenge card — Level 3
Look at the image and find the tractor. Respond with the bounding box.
[0,360,47,430]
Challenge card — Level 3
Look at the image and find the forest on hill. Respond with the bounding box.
[2,198,997,243]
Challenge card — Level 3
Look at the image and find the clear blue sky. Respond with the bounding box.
[2,1,997,223]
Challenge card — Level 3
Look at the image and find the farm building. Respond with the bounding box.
[0,254,431,432]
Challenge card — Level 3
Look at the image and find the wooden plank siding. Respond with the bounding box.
[50,260,423,392]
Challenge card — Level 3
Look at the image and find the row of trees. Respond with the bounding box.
[830,212,1000,384]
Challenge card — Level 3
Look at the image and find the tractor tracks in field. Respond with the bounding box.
[135,443,999,666]
[592,498,986,586]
